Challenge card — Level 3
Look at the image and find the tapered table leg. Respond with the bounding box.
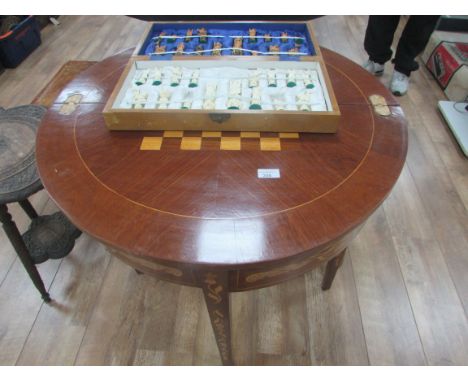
[198,270,233,366]
[0,204,51,302]
[321,249,346,291]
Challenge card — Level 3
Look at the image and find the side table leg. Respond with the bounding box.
[0,204,51,302]
[18,199,39,219]
[198,270,233,366]
[321,249,346,291]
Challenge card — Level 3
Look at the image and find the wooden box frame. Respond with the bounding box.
[103,21,340,133]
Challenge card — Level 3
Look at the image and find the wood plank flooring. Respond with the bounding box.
[0,16,467,366]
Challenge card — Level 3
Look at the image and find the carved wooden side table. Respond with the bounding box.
[0,62,94,301]
[0,105,81,301]
[36,49,407,365]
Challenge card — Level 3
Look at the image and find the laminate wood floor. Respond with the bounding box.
[0,16,467,366]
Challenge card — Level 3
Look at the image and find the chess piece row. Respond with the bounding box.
[134,68,200,88]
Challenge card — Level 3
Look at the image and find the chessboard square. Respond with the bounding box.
[241,131,261,138]
[163,130,184,138]
[279,132,300,139]
[140,137,162,150]
[202,131,222,138]
[181,137,202,150]
[260,137,281,151]
[222,131,241,137]
[260,132,278,138]
[220,137,241,151]
[184,130,202,137]
[241,139,261,151]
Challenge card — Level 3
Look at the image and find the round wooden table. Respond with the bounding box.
[36,48,407,365]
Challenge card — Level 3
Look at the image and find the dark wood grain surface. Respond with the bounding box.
[2,16,466,367]
[35,48,407,271]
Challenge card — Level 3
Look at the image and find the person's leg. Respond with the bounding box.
[393,15,440,76]
[390,15,439,96]
[364,15,401,64]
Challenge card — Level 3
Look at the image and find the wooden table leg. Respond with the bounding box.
[18,199,39,219]
[321,249,346,291]
[0,204,51,302]
[198,270,233,366]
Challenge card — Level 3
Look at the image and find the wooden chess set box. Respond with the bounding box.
[103,21,340,133]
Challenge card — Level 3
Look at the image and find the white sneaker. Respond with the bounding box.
[390,70,409,96]
[363,59,385,76]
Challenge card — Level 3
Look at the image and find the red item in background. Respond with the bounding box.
[427,41,468,89]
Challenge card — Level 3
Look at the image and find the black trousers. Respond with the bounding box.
[364,15,440,76]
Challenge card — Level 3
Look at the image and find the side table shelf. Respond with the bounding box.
[23,211,82,265]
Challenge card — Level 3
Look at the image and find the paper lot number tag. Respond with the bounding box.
[257,169,281,179]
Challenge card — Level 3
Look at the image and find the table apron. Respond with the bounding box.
[104,223,362,292]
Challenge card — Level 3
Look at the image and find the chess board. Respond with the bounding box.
[139,131,300,151]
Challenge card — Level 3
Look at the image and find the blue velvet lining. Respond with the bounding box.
[140,23,316,58]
